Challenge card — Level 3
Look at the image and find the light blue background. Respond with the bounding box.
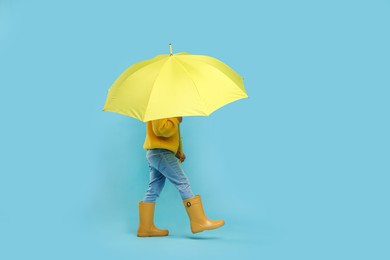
[1,0,389,259]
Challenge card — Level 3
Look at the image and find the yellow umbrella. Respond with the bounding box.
[103,44,248,122]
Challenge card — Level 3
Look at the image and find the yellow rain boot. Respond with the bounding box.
[183,195,225,234]
[137,201,169,237]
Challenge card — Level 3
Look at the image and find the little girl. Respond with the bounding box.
[137,117,225,237]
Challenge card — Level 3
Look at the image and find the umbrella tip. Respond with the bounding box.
[169,43,173,56]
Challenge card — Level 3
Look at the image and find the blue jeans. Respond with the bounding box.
[143,148,195,202]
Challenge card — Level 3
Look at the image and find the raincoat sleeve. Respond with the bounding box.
[152,118,180,138]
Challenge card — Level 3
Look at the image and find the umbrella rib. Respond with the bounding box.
[183,56,247,98]
[143,58,171,120]
[181,55,245,92]
[127,55,168,77]
[172,58,208,115]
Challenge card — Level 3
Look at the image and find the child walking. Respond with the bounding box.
[137,117,225,237]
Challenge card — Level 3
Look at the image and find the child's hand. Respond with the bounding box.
[176,152,186,163]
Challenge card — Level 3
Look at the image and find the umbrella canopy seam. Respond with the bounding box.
[143,57,171,121]
[179,55,245,92]
[172,57,208,115]
[122,54,168,79]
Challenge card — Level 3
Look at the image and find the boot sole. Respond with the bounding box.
[191,222,225,234]
[137,232,169,237]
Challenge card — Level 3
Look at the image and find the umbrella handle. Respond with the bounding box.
[169,43,173,56]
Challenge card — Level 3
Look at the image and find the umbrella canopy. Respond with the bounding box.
[103,45,248,122]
